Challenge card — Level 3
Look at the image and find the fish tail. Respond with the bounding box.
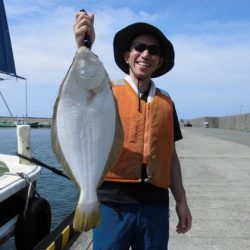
[73,193,100,232]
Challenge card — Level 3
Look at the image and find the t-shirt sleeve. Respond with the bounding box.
[173,103,183,141]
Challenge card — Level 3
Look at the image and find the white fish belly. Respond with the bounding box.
[52,47,117,231]
[56,76,116,189]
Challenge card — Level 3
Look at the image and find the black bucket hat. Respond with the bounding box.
[113,22,175,78]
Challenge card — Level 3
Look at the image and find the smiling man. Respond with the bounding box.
[74,13,192,250]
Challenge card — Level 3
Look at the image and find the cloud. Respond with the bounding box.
[2,2,250,118]
[156,21,250,118]
[9,5,76,85]
[169,35,250,86]
[3,4,162,116]
[8,5,161,85]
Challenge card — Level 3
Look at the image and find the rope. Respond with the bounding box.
[4,171,40,217]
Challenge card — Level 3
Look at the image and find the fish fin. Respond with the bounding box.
[99,96,124,186]
[73,193,100,232]
[51,51,80,183]
[51,110,76,182]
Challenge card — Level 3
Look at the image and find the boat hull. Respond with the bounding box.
[0,155,41,245]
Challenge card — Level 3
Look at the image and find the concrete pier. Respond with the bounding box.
[68,128,250,249]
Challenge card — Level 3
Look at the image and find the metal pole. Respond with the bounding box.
[25,79,28,123]
[0,90,13,117]
[240,104,243,114]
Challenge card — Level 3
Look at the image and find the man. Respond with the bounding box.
[74,12,192,250]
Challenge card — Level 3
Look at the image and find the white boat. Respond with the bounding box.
[0,154,41,207]
[0,1,52,249]
[0,153,41,244]
[0,125,51,250]
[0,125,52,249]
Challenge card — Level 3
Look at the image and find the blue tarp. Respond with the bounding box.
[0,0,25,79]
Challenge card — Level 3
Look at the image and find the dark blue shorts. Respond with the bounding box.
[93,202,169,250]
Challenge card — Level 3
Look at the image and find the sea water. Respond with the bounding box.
[0,128,79,249]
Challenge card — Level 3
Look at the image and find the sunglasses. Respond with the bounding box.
[130,42,161,56]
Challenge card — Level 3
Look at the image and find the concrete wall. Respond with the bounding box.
[189,113,250,132]
[187,117,219,128]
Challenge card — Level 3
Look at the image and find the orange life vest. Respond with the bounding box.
[104,80,174,189]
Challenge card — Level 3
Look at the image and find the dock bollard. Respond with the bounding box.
[17,125,31,165]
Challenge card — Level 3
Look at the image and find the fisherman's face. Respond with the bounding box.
[124,34,163,81]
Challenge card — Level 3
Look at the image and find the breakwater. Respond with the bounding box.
[2,113,250,131]
[185,113,250,131]
[0,116,52,127]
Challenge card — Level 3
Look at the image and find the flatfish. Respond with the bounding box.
[51,46,122,231]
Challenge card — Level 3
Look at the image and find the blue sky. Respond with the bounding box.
[1,0,250,119]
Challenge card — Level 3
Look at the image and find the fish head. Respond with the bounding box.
[71,47,107,90]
